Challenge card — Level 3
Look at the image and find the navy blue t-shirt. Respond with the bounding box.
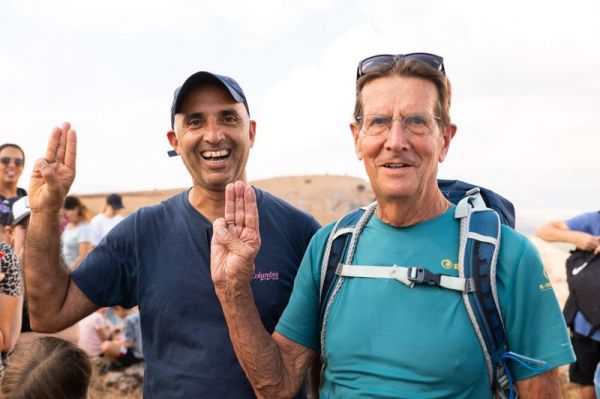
[72,188,320,398]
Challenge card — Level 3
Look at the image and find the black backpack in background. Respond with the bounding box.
[563,249,600,328]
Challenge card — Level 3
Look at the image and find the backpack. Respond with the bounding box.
[318,180,544,399]
[563,250,600,330]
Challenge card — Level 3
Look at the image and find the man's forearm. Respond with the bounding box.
[536,222,592,248]
[216,283,309,399]
[24,211,71,332]
[515,368,561,398]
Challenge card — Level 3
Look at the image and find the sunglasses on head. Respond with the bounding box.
[0,157,24,167]
[356,53,445,80]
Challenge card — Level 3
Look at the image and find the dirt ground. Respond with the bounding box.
[88,365,580,398]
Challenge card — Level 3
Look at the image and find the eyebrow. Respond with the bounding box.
[183,108,242,119]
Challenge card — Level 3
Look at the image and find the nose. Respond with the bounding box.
[385,119,410,151]
[203,119,226,144]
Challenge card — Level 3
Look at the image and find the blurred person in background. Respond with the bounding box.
[100,307,144,370]
[0,241,23,375]
[61,195,92,271]
[5,196,79,346]
[537,211,600,399]
[0,144,27,201]
[0,144,26,244]
[90,193,125,246]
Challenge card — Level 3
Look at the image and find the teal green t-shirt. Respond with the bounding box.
[275,206,575,398]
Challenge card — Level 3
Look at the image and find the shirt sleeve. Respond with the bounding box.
[565,212,600,235]
[71,214,138,308]
[77,223,93,244]
[499,229,575,381]
[92,313,106,331]
[275,225,333,352]
[124,315,137,342]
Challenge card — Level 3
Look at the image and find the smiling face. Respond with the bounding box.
[0,146,25,189]
[351,75,456,207]
[167,84,256,194]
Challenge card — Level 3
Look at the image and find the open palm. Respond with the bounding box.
[211,181,261,288]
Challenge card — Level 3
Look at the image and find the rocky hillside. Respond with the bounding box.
[78,174,375,225]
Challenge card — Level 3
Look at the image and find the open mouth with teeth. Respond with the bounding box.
[201,149,231,161]
[383,162,410,168]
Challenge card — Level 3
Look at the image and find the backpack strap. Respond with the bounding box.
[456,188,549,398]
[318,201,376,357]
[336,264,476,292]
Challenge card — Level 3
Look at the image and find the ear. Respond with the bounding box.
[350,122,363,161]
[438,123,457,163]
[167,129,179,155]
[248,120,257,148]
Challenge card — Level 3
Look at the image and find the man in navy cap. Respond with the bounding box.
[23,72,320,398]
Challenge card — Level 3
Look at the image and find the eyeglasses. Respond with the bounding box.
[0,157,24,167]
[356,113,441,137]
[356,53,445,80]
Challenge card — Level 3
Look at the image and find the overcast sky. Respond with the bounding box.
[1,0,598,224]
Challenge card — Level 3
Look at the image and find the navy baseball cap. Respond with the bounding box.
[170,71,250,128]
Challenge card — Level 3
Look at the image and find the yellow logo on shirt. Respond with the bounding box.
[441,259,458,270]
[538,267,553,292]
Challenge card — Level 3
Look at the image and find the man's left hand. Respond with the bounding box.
[210,181,261,291]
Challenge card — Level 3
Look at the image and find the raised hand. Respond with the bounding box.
[211,181,261,290]
[28,122,77,213]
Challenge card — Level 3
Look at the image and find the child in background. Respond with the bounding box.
[101,308,144,369]
[0,336,91,399]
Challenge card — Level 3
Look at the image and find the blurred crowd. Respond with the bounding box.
[0,143,142,398]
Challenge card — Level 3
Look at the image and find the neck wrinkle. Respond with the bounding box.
[376,190,450,228]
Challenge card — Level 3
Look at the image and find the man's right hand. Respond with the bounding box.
[574,233,600,253]
[29,122,77,213]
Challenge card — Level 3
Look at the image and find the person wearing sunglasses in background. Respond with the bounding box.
[0,144,27,245]
[0,144,27,202]
[23,71,320,398]
[210,54,575,398]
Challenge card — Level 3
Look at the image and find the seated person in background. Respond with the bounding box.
[90,193,125,246]
[0,336,91,399]
[77,307,111,358]
[536,211,600,399]
[101,308,143,369]
[61,195,92,270]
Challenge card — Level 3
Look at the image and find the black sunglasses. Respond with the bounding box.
[356,53,445,80]
[0,157,24,167]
